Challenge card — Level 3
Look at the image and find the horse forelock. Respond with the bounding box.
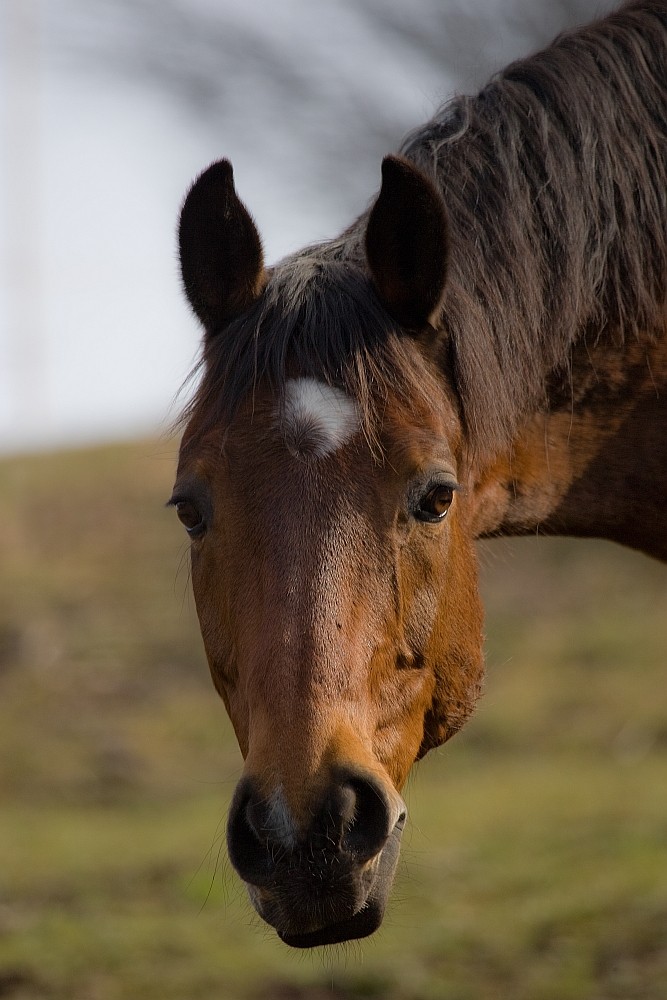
[179,250,449,458]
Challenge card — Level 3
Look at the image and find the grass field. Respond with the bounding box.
[1,440,666,1000]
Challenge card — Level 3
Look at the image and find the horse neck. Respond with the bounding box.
[469,326,667,560]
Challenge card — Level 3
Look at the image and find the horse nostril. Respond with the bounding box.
[339,773,402,864]
[227,780,273,887]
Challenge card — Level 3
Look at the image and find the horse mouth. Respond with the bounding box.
[251,820,404,949]
[278,897,384,948]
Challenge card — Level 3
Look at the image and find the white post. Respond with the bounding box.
[1,0,46,449]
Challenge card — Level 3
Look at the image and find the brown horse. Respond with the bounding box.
[172,0,667,947]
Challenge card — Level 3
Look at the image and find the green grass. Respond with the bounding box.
[1,440,666,999]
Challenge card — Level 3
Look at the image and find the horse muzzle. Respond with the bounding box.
[226,769,407,947]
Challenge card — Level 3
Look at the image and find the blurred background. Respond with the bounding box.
[2,1,667,998]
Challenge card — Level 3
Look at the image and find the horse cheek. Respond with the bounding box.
[189,543,250,751]
[421,528,485,753]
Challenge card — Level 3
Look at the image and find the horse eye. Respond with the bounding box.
[175,500,206,537]
[415,484,454,523]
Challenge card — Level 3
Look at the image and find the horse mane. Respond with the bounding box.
[404,0,667,449]
[183,0,667,457]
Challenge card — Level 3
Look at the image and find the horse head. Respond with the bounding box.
[173,157,485,946]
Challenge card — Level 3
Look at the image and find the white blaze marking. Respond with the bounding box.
[281,377,359,458]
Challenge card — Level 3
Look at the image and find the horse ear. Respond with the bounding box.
[178,159,265,331]
[365,155,449,330]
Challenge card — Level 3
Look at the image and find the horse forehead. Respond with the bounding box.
[278,377,360,460]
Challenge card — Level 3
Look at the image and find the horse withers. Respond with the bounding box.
[172,1,667,946]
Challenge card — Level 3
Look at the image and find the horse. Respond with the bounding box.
[172,0,667,947]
